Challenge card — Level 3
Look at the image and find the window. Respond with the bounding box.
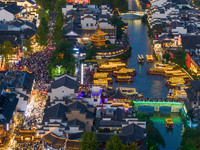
[94,99,97,102]
[91,23,93,26]
[86,23,89,27]
[62,91,64,93]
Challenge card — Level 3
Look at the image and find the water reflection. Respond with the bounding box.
[151,113,183,150]
[122,19,169,98]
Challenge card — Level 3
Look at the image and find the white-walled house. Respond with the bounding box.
[48,74,79,102]
[84,86,102,106]
[81,14,96,29]
[0,4,23,22]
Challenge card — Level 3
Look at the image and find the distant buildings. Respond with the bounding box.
[148,0,200,60]
[62,4,117,44]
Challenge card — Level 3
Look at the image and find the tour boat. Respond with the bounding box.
[113,68,137,76]
[146,55,153,63]
[137,55,145,63]
[116,87,143,97]
[116,76,133,82]
[166,118,173,129]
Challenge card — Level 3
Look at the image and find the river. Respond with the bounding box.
[122,1,183,149]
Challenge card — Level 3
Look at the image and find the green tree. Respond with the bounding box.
[123,142,139,150]
[47,40,75,78]
[23,39,32,55]
[187,109,194,120]
[85,46,97,60]
[105,134,124,150]
[80,131,98,150]
[36,17,49,46]
[53,8,64,43]
[180,127,200,150]
[109,16,123,39]
[172,47,186,67]
[146,119,165,149]
[137,113,165,149]
[36,0,56,10]
[3,41,14,68]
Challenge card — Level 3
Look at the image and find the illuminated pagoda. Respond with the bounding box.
[90,23,108,47]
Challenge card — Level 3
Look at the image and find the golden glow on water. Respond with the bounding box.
[150,80,163,96]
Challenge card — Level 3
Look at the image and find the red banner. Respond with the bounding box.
[186,53,191,69]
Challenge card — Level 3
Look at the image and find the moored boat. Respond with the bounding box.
[116,76,133,82]
[113,68,136,76]
[166,118,173,129]
[137,55,145,63]
[146,55,153,63]
[116,87,143,97]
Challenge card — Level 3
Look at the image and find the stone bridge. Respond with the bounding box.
[120,11,146,19]
[133,101,183,113]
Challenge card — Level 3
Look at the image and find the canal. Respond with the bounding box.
[121,1,183,149]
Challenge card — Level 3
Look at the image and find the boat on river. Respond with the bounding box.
[166,118,173,129]
[113,68,136,76]
[147,65,174,75]
[116,76,133,82]
[116,87,143,97]
[137,55,144,63]
[146,55,153,63]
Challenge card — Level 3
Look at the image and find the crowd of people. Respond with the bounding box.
[14,49,52,92]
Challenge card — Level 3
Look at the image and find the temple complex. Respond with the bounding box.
[90,23,108,47]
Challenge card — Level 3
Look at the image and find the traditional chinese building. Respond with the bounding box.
[90,23,108,47]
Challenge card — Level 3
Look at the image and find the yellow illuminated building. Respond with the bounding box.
[90,23,108,47]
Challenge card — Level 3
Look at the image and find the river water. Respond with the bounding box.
[122,1,183,149]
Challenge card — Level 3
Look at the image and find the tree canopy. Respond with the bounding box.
[36,17,49,46]
[53,7,65,43]
[36,0,56,10]
[23,39,32,55]
[109,16,123,39]
[47,40,75,78]
[0,41,14,68]
[137,113,165,150]
[80,131,98,150]
[180,127,200,150]
[105,134,124,150]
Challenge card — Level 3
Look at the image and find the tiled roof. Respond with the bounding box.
[182,35,200,49]
[190,80,200,92]
[97,123,144,144]
[42,103,68,123]
[21,72,35,94]
[66,101,95,119]
[66,119,85,130]
[4,4,23,15]
[43,132,65,149]
[185,88,197,102]
[51,76,79,91]
[110,88,126,99]
[99,120,122,127]
[0,93,18,124]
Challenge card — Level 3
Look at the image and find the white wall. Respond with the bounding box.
[16,94,28,112]
[49,86,74,102]
[62,5,76,16]
[0,9,14,22]
[81,17,96,29]
[17,1,33,7]
[172,27,187,35]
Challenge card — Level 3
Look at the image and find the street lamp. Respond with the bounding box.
[56,65,62,76]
